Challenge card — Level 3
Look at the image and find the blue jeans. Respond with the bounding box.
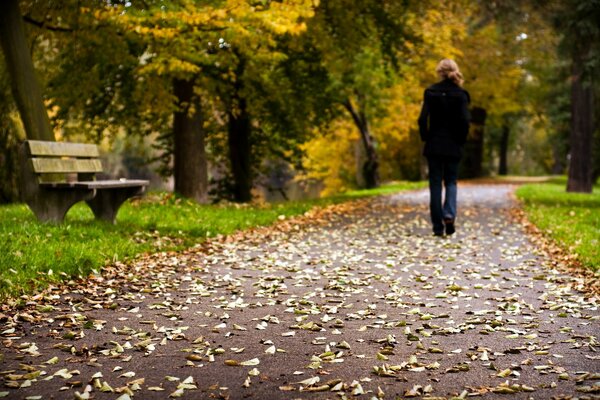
[427,156,459,234]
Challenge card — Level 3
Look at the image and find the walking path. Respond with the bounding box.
[1,184,598,399]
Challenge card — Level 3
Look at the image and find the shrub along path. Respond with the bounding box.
[0,184,598,399]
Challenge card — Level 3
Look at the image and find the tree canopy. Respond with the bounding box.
[1,0,597,203]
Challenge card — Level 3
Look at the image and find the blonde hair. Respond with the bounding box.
[436,59,464,86]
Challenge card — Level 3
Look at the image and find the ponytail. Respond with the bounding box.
[436,59,464,86]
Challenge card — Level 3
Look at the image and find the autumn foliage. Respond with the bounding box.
[0,0,596,202]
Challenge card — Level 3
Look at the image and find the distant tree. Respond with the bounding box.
[206,2,317,202]
[107,0,315,202]
[302,0,419,189]
[557,0,600,192]
[458,14,526,177]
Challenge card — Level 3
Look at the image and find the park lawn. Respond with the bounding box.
[516,178,600,271]
[0,181,426,298]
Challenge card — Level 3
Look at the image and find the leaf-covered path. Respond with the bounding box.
[1,184,598,399]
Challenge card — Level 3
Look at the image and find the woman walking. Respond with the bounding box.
[418,59,470,236]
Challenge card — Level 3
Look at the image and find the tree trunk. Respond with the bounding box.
[566,53,594,193]
[227,55,253,203]
[343,98,379,189]
[0,0,54,141]
[172,78,208,203]
[460,107,486,179]
[0,121,21,203]
[227,98,252,203]
[498,124,509,175]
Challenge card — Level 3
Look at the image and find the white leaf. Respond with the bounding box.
[240,358,260,366]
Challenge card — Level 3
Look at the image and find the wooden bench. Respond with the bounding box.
[18,140,149,223]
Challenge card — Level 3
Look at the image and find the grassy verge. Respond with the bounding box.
[0,181,426,297]
[516,177,600,271]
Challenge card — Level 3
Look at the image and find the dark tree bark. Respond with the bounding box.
[227,93,252,203]
[567,52,594,193]
[172,78,208,203]
[0,123,21,203]
[0,0,54,141]
[460,107,486,179]
[227,56,253,203]
[498,124,509,175]
[343,97,379,189]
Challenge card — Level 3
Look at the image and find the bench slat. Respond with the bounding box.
[77,180,149,189]
[31,158,103,173]
[27,140,100,158]
[40,180,149,189]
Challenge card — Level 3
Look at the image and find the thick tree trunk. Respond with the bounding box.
[566,54,594,193]
[498,124,509,176]
[227,99,252,203]
[343,98,379,189]
[0,0,53,141]
[172,78,208,203]
[227,55,253,203]
[460,107,486,179]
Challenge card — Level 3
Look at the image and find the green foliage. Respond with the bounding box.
[516,178,600,270]
[0,182,423,298]
[555,0,600,83]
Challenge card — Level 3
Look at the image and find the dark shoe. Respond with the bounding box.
[433,231,444,237]
[444,218,455,235]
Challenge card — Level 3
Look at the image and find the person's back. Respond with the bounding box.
[419,79,470,159]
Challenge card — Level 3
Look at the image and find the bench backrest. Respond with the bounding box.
[24,140,103,182]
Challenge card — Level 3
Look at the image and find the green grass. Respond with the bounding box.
[516,177,600,271]
[0,181,426,298]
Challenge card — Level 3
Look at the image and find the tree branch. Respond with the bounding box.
[342,98,362,131]
[23,15,73,32]
[343,97,373,152]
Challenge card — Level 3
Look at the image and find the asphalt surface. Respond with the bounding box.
[1,184,598,399]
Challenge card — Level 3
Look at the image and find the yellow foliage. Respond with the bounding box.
[227,0,314,37]
[458,23,525,123]
[138,58,201,77]
[406,3,467,82]
[299,119,359,196]
[101,0,315,81]
[300,3,471,193]
[375,77,424,181]
[301,4,470,193]
[301,74,427,194]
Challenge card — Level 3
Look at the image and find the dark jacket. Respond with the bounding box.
[418,79,470,158]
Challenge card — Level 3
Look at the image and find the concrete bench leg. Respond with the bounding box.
[86,186,145,224]
[26,189,95,223]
